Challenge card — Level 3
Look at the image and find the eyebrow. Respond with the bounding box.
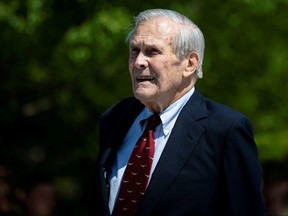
[130,42,160,49]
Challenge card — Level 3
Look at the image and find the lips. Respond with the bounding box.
[136,75,155,82]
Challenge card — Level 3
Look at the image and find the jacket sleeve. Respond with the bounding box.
[223,116,266,216]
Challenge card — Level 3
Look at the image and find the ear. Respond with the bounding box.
[183,52,200,78]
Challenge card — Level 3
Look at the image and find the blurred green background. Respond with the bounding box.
[0,0,288,215]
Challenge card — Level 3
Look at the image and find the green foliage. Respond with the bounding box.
[191,0,288,162]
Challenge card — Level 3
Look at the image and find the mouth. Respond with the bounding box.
[136,75,155,82]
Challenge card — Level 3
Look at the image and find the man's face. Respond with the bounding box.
[129,18,190,112]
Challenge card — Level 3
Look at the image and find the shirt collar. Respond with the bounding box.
[160,87,195,136]
[139,87,195,136]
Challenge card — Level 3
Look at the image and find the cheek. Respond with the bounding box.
[128,63,134,78]
[161,68,182,88]
[128,56,135,69]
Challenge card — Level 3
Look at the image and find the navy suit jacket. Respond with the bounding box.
[89,89,266,216]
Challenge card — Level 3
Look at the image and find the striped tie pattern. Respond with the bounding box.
[114,114,161,216]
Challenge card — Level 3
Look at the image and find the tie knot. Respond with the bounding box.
[146,114,161,131]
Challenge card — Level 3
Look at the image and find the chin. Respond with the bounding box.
[134,92,151,102]
[134,86,158,101]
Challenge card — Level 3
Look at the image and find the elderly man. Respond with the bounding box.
[89,8,266,216]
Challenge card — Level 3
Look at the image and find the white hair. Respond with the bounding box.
[127,9,205,78]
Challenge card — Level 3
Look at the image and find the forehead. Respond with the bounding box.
[131,18,177,46]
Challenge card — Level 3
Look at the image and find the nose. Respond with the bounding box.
[135,52,148,69]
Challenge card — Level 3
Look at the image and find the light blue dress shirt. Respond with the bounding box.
[108,87,195,213]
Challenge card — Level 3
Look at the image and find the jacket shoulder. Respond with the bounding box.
[204,97,247,121]
[202,97,254,135]
[99,97,144,141]
[101,97,142,121]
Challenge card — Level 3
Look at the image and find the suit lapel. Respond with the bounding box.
[99,98,144,214]
[137,89,208,216]
[104,98,144,167]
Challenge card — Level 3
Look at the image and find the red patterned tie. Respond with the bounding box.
[114,114,161,216]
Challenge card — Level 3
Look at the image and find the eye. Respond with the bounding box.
[130,47,140,55]
[147,47,160,56]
